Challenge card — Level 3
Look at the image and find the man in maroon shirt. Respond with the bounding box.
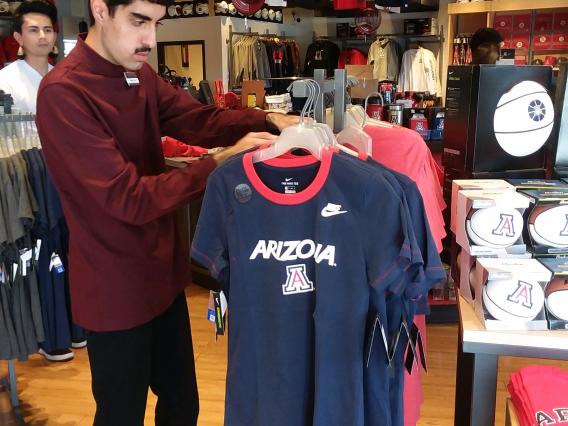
[35,0,297,422]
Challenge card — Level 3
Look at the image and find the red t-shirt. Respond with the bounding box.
[509,366,568,426]
[337,48,368,68]
[36,37,269,331]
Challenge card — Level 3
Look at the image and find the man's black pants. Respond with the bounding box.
[86,293,199,426]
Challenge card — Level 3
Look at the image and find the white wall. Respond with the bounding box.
[151,16,224,82]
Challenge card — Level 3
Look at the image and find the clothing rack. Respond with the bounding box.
[312,28,445,95]
[0,113,41,410]
[226,25,296,91]
[0,115,33,411]
[313,27,445,44]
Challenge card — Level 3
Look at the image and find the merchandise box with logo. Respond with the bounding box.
[518,189,568,256]
[443,65,554,174]
[458,250,532,304]
[456,189,529,256]
[450,179,515,235]
[471,258,551,331]
[538,258,568,330]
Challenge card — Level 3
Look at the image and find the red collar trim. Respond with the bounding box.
[243,149,332,205]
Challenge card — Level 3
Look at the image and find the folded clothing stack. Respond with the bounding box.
[161,136,208,158]
[508,365,568,426]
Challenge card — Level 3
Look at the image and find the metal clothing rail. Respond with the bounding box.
[226,25,296,91]
[0,360,19,407]
[313,27,445,43]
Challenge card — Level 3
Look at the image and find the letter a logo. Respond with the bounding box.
[492,213,515,237]
[560,214,568,237]
[282,264,314,295]
[507,280,533,309]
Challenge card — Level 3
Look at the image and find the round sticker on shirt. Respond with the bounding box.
[234,184,252,203]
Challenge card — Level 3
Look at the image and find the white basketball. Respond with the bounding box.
[482,278,545,321]
[545,279,568,321]
[528,205,568,248]
[466,207,524,248]
[493,80,554,157]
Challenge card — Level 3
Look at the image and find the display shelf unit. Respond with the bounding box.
[454,293,568,426]
[445,0,568,68]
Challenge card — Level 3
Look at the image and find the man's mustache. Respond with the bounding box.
[135,47,151,54]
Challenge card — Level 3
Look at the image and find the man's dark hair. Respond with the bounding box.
[13,0,58,33]
[470,28,503,53]
[89,0,174,25]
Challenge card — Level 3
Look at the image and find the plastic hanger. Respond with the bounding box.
[334,93,378,156]
[252,80,325,163]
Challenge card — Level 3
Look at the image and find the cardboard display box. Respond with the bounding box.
[537,258,568,330]
[518,189,568,256]
[455,189,529,256]
[450,179,515,235]
[458,250,531,304]
[472,258,551,331]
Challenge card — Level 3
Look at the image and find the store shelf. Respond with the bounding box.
[429,298,458,306]
[448,0,568,15]
[532,49,568,55]
[321,34,443,44]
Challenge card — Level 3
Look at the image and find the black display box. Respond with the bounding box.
[553,64,568,178]
[443,65,554,174]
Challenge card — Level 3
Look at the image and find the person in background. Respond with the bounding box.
[35,0,298,421]
[0,0,83,363]
[470,27,504,65]
[0,0,57,113]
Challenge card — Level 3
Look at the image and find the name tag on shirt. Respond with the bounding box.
[124,71,140,87]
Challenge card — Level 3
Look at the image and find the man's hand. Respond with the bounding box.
[212,132,277,165]
[266,113,300,132]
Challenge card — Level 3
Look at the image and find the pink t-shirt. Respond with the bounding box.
[364,122,445,426]
[364,123,446,252]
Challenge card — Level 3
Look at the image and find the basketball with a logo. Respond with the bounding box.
[528,204,568,248]
[545,278,568,321]
[466,206,524,248]
[482,278,545,321]
[493,81,554,157]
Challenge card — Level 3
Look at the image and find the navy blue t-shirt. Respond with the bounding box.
[320,152,443,426]
[191,149,421,426]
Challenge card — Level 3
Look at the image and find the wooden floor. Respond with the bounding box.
[1,285,568,426]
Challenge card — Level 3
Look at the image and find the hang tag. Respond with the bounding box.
[212,290,227,337]
[124,71,140,87]
[402,319,419,374]
[414,323,427,373]
[12,263,18,282]
[207,291,216,323]
[365,312,389,368]
[49,252,65,274]
[35,239,42,262]
[20,249,32,277]
[0,264,5,283]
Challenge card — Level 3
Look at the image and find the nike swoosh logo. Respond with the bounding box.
[285,178,293,182]
[321,209,348,217]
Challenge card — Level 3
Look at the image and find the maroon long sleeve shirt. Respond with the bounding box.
[36,37,268,332]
